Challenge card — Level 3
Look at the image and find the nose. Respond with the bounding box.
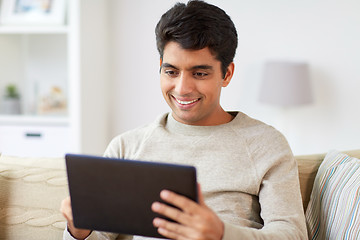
[175,73,194,95]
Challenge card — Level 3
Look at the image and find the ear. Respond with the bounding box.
[222,62,235,87]
[159,58,163,73]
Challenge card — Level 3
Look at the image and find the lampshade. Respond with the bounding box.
[259,61,313,107]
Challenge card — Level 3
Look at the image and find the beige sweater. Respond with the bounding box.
[64,112,307,240]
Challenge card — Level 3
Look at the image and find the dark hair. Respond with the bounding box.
[155,0,238,78]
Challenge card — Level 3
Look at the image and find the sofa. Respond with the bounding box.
[0,149,359,239]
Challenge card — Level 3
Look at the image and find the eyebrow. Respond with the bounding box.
[161,63,213,71]
[191,65,213,71]
[161,63,178,69]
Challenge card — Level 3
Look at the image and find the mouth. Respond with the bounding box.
[172,96,201,109]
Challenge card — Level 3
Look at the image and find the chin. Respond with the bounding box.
[172,111,201,125]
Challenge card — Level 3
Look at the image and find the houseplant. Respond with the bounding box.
[1,84,21,114]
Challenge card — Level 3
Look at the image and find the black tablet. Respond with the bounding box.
[65,154,198,239]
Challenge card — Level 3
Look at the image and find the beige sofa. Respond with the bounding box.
[0,155,67,240]
[1,150,359,239]
[296,149,360,211]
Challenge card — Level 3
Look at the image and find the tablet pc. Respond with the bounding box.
[65,154,198,239]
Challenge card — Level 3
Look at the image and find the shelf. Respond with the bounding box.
[0,25,69,34]
[0,0,83,157]
[0,115,70,126]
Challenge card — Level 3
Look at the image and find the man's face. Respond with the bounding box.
[160,41,233,126]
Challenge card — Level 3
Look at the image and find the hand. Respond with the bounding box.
[60,196,92,239]
[151,184,224,240]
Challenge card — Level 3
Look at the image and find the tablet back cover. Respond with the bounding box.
[65,154,197,238]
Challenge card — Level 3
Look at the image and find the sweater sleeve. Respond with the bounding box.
[225,129,308,239]
[222,154,308,239]
[221,158,308,239]
[63,226,132,240]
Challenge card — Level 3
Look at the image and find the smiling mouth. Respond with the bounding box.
[172,96,201,106]
[175,98,199,105]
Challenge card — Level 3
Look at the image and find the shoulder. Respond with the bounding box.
[119,113,167,141]
[231,111,294,164]
[104,113,169,158]
[231,111,284,141]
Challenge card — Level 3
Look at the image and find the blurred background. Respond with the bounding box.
[108,0,360,155]
[0,0,359,157]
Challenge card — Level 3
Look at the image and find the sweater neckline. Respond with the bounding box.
[166,112,239,136]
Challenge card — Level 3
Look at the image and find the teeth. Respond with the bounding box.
[175,98,199,105]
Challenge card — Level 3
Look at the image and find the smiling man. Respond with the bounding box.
[160,41,234,126]
[61,1,307,239]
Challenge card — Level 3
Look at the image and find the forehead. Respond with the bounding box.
[162,42,220,68]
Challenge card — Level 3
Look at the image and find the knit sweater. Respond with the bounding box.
[64,112,307,240]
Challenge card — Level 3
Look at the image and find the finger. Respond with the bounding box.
[160,190,199,214]
[158,227,191,240]
[197,183,206,205]
[153,218,196,240]
[151,202,192,225]
[60,196,73,221]
[158,227,185,240]
[60,197,92,238]
[60,197,76,229]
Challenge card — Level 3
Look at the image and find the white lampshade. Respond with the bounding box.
[259,61,313,107]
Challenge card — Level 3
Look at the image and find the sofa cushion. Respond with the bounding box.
[305,150,360,240]
[0,155,68,240]
[296,153,326,210]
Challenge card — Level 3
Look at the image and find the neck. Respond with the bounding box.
[172,109,235,126]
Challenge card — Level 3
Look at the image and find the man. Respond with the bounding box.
[61,1,308,239]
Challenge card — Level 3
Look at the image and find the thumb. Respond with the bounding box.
[197,183,206,205]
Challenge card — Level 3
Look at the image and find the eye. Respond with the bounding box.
[193,72,208,78]
[164,69,179,77]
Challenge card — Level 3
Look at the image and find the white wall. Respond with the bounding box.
[80,0,110,154]
[107,0,360,155]
[108,0,170,137]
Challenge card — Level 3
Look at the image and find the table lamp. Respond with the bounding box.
[259,61,313,107]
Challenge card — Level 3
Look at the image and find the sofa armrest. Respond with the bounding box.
[296,154,325,210]
[0,155,68,240]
